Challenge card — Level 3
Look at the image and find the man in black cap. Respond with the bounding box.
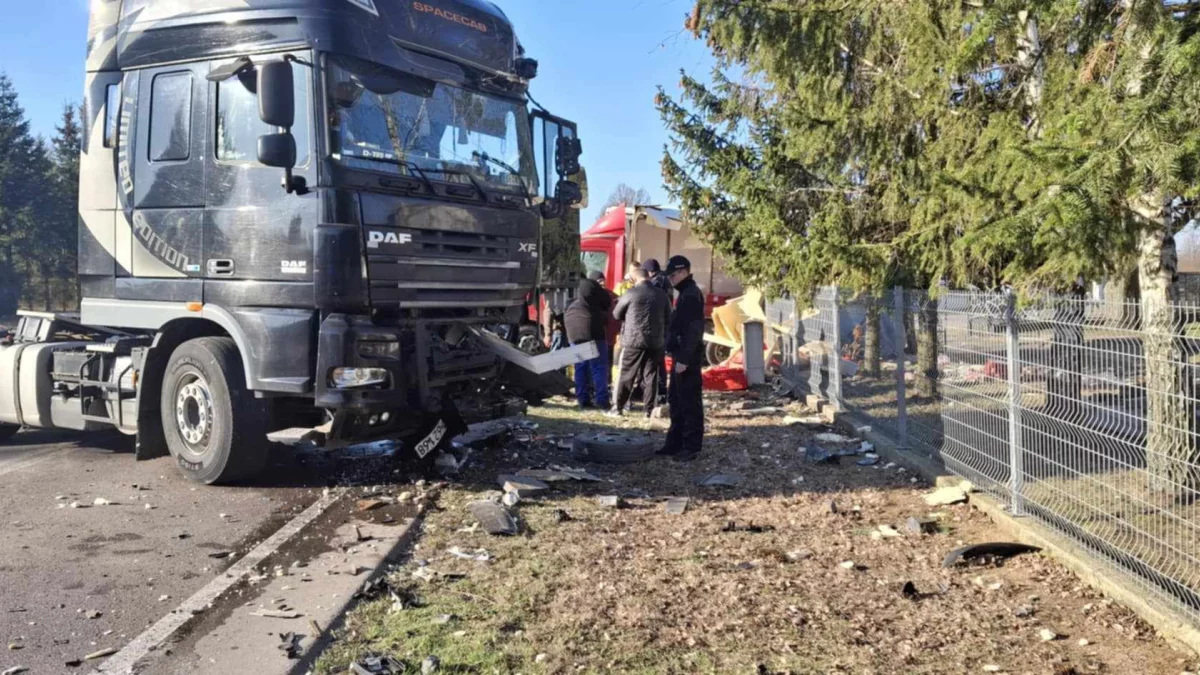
[611,266,672,417]
[564,271,612,409]
[659,255,706,460]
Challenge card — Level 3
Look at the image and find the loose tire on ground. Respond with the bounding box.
[706,341,732,366]
[160,337,268,484]
[0,424,18,443]
[573,431,657,464]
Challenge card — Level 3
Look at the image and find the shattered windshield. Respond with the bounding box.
[327,55,536,195]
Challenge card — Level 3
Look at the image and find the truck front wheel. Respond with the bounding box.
[0,424,18,443]
[160,337,267,485]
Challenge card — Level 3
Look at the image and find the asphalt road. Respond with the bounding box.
[0,429,337,674]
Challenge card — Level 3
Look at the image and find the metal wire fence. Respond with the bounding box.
[772,286,1200,627]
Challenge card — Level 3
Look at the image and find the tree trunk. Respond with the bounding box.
[1138,207,1200,498]
[864,297,881,378]
[1046,287,1084,420]
[917,297,939,398]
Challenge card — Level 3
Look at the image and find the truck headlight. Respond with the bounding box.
[329,367,390,389]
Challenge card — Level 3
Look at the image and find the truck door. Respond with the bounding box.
[530,112,583,290]
[126,62,208,300]
[204,54,315,300]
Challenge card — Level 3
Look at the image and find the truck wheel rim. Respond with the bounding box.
[175,375,213,450]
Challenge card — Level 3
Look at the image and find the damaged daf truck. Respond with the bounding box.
[0,0,590,483]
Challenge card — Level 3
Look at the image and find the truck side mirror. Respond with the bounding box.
[258,132,297,169]
[257,61,295,128]
[555,136,582,177]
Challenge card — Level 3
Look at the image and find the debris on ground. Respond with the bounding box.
[923,485,970,506]
[2,666,29,675]
[694,473,744,487]
[805,446,837,464]
[552,508,573,523]
[783,415,826,426]
[516,467,601,483]
[498,475,550,497]
[434,452,460,474]
[350,654,406,675]
[253,609,303,619]
[356,498,389,513]
[278,632,304,659]
[721,521,775,534]
[857,455,879,466]
[813,432,856,444]
[85,610,102,620]
[421,655,441,674]
[786,548,814,561]
[501,491,521,508]
[906,517,939,535]
[664,497,689,515]
[465,500,518,536]
[83,648,117,661]
[92,497,112,506]
[942,542,1042,568]
[1039,628,1060,642]
[597,495,622,508]
[447,546,492,563]
[875,524,902,538]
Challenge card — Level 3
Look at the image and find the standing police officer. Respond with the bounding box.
[658,256,706,461]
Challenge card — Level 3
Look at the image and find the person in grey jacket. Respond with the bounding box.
[610,267,672,416]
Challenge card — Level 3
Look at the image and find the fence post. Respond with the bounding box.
[894,287,909,450]
[830,286,843,410]
[1004,288,1025,516]
[743,321,766,386]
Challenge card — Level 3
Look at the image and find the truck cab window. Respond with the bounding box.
[216,63,310,165]
[103,84,119,149]
[149,72,192,162]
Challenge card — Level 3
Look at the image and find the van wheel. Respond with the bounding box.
[160,337,267,485]
[0,424,18,443]
[706,342,731,366]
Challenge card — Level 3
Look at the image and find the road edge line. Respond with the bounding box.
[94,489,345,674]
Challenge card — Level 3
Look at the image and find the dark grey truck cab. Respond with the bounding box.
[0,0,587,484]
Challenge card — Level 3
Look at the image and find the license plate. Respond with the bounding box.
[414,419,448,459]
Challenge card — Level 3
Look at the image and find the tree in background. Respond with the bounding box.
[661,1,1200,491]
[601,183,653,211]
[0,74,80,316]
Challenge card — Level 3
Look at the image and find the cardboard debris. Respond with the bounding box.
[923,486,969,506]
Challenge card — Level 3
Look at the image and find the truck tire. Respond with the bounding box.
[572,431,657,464]
[0,424,18,443]
[160,337,268,485]
[706,341,732,366]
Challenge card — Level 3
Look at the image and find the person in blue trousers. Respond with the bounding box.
[564,271,612,408]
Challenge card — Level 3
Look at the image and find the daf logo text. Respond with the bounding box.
[367,231,415,249]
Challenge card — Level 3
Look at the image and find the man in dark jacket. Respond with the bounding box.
[611,267,672,416]
[659,256,706,461]
[564,272,612,409]
[642,259,673,403]
[642,259,675,297]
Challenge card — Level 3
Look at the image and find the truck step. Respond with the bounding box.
[267,427,325,446]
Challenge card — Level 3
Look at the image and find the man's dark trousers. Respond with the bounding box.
[616,347,662,413]
[665,366,704,455]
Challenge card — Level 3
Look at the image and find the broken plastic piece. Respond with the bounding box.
[466,501,518,536]
[942,542,1042,568]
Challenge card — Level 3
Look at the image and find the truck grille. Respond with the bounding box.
[365,228,535,309]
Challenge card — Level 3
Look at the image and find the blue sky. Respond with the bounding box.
[0,0,714,228]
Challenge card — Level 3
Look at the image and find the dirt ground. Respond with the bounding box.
[316,390,1199,675]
